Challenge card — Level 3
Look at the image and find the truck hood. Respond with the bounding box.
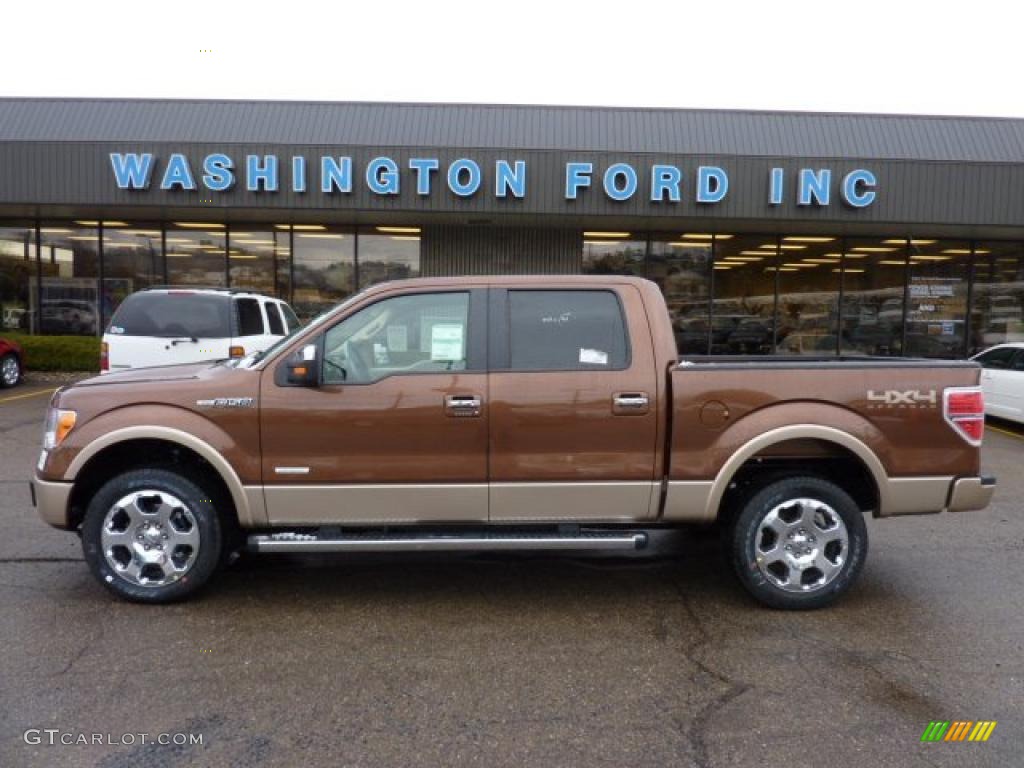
[75,361,232,387]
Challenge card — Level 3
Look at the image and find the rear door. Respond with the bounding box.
[975,346,1018,418]
[105,291,232,371]
[487,285,660,522]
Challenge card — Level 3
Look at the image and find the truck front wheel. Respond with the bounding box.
[730,476,867,610]
[81,469,224,603]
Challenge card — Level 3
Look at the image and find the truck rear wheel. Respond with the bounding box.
[730,475,867,610]
[81,469,224,603]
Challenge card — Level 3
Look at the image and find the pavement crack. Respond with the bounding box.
[54,622,105,677]
[0,557,82,563]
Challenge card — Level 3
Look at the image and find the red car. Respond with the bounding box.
[0,338,23,388]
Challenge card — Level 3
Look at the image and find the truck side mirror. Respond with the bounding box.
[286,344,319,386]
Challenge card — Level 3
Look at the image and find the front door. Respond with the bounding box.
[259,288,489,525]
[487,285,660,522]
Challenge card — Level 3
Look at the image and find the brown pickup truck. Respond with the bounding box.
[32,276,995,608]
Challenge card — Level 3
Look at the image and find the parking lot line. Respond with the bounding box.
[987,424,1024,442]
[0,387,56,404]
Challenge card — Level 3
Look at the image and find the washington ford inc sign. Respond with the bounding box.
[109,152,878,208]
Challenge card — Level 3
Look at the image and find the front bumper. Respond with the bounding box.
[30,477,74,529]
[947,475,997,513]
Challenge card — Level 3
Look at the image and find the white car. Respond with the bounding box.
[971,342,1024,425]
[102,287,299,373]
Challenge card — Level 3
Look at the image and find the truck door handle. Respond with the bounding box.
[445,394,483,417]
[613,392,650,415]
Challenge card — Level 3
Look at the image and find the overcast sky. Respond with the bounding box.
[3,0,1023,117]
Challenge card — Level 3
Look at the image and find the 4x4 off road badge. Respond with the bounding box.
[195,397,255,409]
[866,389,938,409]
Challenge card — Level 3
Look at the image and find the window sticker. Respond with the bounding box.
[431,324,464,361]
[579,348,608,365]
[386,325,408,352]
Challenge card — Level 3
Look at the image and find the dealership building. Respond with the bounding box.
[1,97,1022,357]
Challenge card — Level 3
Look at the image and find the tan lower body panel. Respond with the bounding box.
[262,484,488,525]
[947,477,995,512]
[878,476,954,516]
[33,478,74,529]
[489,482,657,522]
[661,481,715,523]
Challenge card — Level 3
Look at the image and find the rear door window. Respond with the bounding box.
[976,347,1017,369]
[235,298,265,337]
[266,302,284,335]
[507,290,629,371]
[107,292,231,338]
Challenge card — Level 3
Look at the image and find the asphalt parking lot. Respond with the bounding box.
[0,384,1021,768]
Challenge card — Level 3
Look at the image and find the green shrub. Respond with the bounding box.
[4,332,100,372]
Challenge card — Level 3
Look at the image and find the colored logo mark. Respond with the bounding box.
[921,721,997,742]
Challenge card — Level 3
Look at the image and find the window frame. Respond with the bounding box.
[489,286,633,373]
[275,288,486,388]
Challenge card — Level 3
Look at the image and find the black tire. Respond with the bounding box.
[0,353,20,388]
[81,468,224,603]
[730,475,868,610]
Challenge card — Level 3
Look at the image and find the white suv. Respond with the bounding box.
[102,287,299,373]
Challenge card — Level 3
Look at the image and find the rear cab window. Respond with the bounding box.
[234,298,265,337]
[506,290,630,371]
[107,292,231,338]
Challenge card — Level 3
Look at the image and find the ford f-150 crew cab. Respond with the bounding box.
[31,276,996,608]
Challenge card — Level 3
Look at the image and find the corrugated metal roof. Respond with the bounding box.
[2,98,1024,162]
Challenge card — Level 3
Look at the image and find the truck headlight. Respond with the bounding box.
[43,408,76,451]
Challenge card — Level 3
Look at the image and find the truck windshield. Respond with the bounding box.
[107,293,231,338]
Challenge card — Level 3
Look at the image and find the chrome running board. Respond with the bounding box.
[248,530,647,553]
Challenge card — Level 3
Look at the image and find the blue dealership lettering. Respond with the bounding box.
[367,157,400,195]
[160,153,197,191]
[603,163,638,201]
[696,166,728,203]
[495,160,526,198]
[409,158,440,195]
[321,156,353,193]
[769,167,784,205]
[292,156,307,193]
[650,165,682,202]
[841,169,877,208]
[110,153,154,189]
[448,159,482,197]
[565,162,593,199]
[202,154,235,192]
[246,155,279,192]
[797,168,831,206]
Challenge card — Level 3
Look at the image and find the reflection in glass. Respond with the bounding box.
[291,227,355,321]
[229,228,280,295]
[39,223,99,335]
[771,236,840,355]
[358,228,420,289]
[840,238,907,356]
[971,241,1024,353]
[102,224,163,326]
[581,235,646,276]
[648,236,712,354]
[904,239,969,358]
[0,223,37,332]
[711,235,777,354]
[165,225,226,288]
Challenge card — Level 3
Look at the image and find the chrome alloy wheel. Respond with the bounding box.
[754,497,849,593]
[100,491,200,587]
[1,355,18,386]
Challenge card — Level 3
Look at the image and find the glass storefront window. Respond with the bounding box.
[648,234,712,354]
[290,226,355,321]
[772,235,841,355]
[840,237,907,356]
[712,235,776,354]
[38,223,100,335]
[581,232,645,276]
[971,241,1024,353]
[102,223,164,326]
[358,227,421,289]
[904,239,970,358]
[165,223,226,288]
[0,223,37,333]
[229,228,281,295]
